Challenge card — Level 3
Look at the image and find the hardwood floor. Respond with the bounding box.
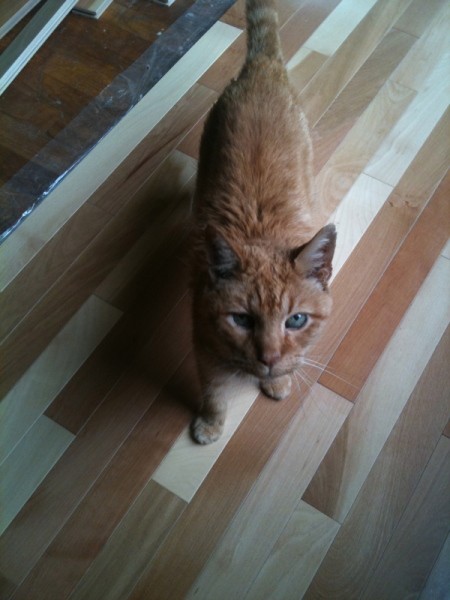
[1,0,449,598]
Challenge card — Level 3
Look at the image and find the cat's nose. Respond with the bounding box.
[259,351,281,367]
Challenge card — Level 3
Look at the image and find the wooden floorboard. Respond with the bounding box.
[1,2,449,599]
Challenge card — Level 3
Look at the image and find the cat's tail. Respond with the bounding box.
[245,0,283,63]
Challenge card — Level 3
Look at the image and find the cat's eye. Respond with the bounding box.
[285,313,308,330]
[231,313,254,329]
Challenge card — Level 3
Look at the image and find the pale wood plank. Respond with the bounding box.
[12,390,191,600]
[362,436,450,599]
[392,0,450,91]
[297,0,414,125]
[0,0,78,95]
[319,172,450,399]
[441,239,450,260]
[394,0,448,37]
[308,105,450,380]
[185,385,350,600]
[153,374,259,502]
[0,416,74,535]
[304,256,450,523]
[315,79,416,222]
[0,201,111,341]
[304,325,450,599]
[310,27,416,174]
[0,22,240,291]
[70,482,186,600]
[0,295,121,464]
[419,534,450,600]
[73,0,114,18]
[302,0,378,56]
[286,48,327,94]
[0,0,41,39]
[328,174,392,278]
[365,55,450,186]
[245,501,339,600]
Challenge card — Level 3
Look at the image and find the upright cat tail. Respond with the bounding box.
[245,0,283,63]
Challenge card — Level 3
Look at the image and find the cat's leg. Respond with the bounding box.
[191,363,230,445]
[260,375,292,401]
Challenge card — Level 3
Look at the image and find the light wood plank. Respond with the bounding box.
[315,78,416,222]
[153,374,259,502]
[70,481,186,600]
[394,0,448,37]
[0,0,78,95]
[245,501,339,600]
[319,172,450,399]
[419,534,450,600]
[0,202,111,341]
[0,416,74,535]
[362,436,450,599]
[0,21,240,291]
[303,326,450,599]
[301,0,378,57]
[185,385,351,600]
[304,255,450,523]
[392,0,450,91]
[0,295,121,464]
[441,239,450,260]
[328,174,392,278]
[12,390,191,600]
[297,0,414,125]
[73,0,114,18]
[364,54,450,186]
[0,0,41,39]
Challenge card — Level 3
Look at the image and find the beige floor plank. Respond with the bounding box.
[185,385,351,600]
[303,326,450,599]
[0,295,121,464]
[297,0,414,125]
[419,534,450,600]
[0,21,240,292]
[0,416,74,535]
[12,389,191,600]
[362,436,450,599]
[315,78,415,221]
[394,0,447,37]
[364,55,450,186]
[245,501,339,600]
[302,0,378,57]
[153,374,259,503]
[70,481,186,600]
[328,174,392,278]
[392,0,450,91]
[303,255,450,523]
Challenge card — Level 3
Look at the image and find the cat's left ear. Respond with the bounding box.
[291,224,337,288]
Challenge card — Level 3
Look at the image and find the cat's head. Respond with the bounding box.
[195,224,336,380]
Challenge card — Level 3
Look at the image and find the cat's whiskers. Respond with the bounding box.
[301,357,358,389]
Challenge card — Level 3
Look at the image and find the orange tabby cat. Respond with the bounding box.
[190,0,336,444]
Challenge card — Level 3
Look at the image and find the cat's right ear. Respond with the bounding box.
[205,227,240,281]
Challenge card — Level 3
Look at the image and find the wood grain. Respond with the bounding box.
[304,256,450,523]
[362,436,450,599]
[0,0,78,94]
[319,172,450,400]
[184,385,350,600]
[0,415,73,535]
[0,295,120,463]
[70,481,186,600]
[12,390,191,600]
[419,534,450,600]
[245,501,339,600]
[304,326,450,599]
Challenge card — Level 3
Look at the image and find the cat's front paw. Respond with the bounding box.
[260,375,292,400]
[191,415,224,445]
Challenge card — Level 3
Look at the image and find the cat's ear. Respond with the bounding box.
[206,227,241,280]
[291,224,336,288]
